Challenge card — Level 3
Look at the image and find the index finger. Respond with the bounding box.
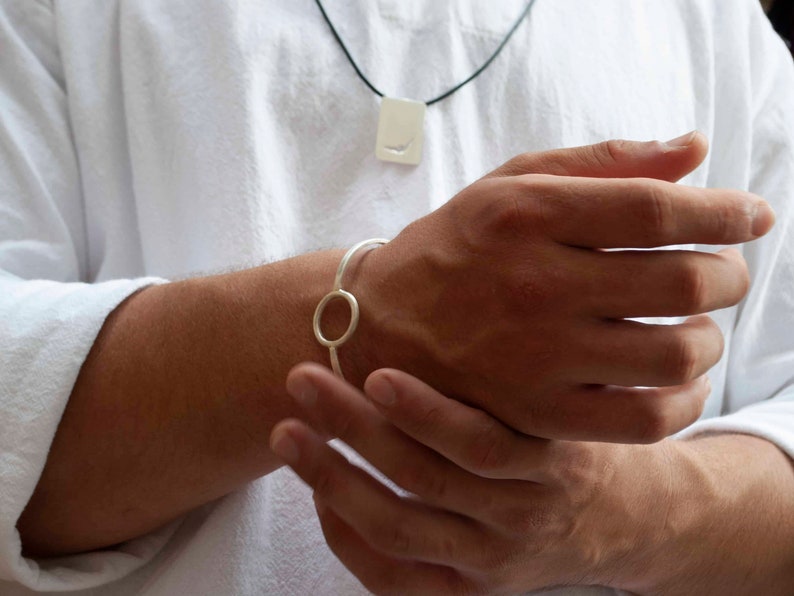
[515,174,775,248]
[363,368,552,482]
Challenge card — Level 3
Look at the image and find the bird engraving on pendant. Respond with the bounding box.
[384,138,414,155]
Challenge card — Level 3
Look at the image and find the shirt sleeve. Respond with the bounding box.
[678,3,794,459]
[0,1,172,590]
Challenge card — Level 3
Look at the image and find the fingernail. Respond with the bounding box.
[367,375,396,406]
[664,130,697,148]
[270,429,300,464]
[290,376,318,409]
[751,201,776,237]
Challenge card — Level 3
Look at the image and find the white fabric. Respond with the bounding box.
[0,0,792,593]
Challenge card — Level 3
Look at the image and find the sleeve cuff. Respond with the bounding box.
[676,393,794,461]
[0,276,181,591]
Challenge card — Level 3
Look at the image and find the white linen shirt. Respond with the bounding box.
[0,0,793,594]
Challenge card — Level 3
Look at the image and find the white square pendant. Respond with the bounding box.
[375,97,426,166]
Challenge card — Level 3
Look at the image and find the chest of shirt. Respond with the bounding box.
[57,0,713,279]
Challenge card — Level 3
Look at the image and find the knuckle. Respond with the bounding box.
[511,391,557,436]
[711,199,736,241]
[599,139,628,166]
[394,463,449,502]
[640,180,676,237]
[505,174,580,240]
[662,332,700,385]
[635,400,676,443]
[463,415,512,475]
[684,391,708,427]
[448,177,498,231]
[676,261,708,311]
[694,314,724,366]
[411,403,446,438]
[495,152,535,177]
[488,190,533,235]
[645,139,668,154]
[706,317,726,363]
[716,192,767,242]
[729,252,751,299]
[550,442,597,484]
[491,174,553,234]
[495,194,526,234]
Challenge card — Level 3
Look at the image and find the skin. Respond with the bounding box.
[18,250,347,556]
[355,138,772,441]
[18,134,773,556]
[271,363,794,595]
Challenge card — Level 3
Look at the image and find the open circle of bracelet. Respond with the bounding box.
[313,238,389,378]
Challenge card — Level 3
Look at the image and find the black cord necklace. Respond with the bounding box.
[314,0,539,165]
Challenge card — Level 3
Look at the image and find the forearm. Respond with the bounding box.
[17,249,367,557]
[622,433,794,595]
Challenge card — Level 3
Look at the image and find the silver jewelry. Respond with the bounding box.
[313,238,389,378]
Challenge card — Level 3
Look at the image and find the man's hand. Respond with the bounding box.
[348,133,775,442]
[17,134,773,557]
[271,363,794,595]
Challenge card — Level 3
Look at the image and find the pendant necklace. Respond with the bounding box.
[314,0,539,166]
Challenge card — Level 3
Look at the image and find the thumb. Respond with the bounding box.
[487,131,708,183]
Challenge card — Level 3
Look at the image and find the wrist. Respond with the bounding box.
[586,441,686,591]
[614,434,794,595]
[606,439,705,594]
[313,243,387,387]
[345,230,448,390]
